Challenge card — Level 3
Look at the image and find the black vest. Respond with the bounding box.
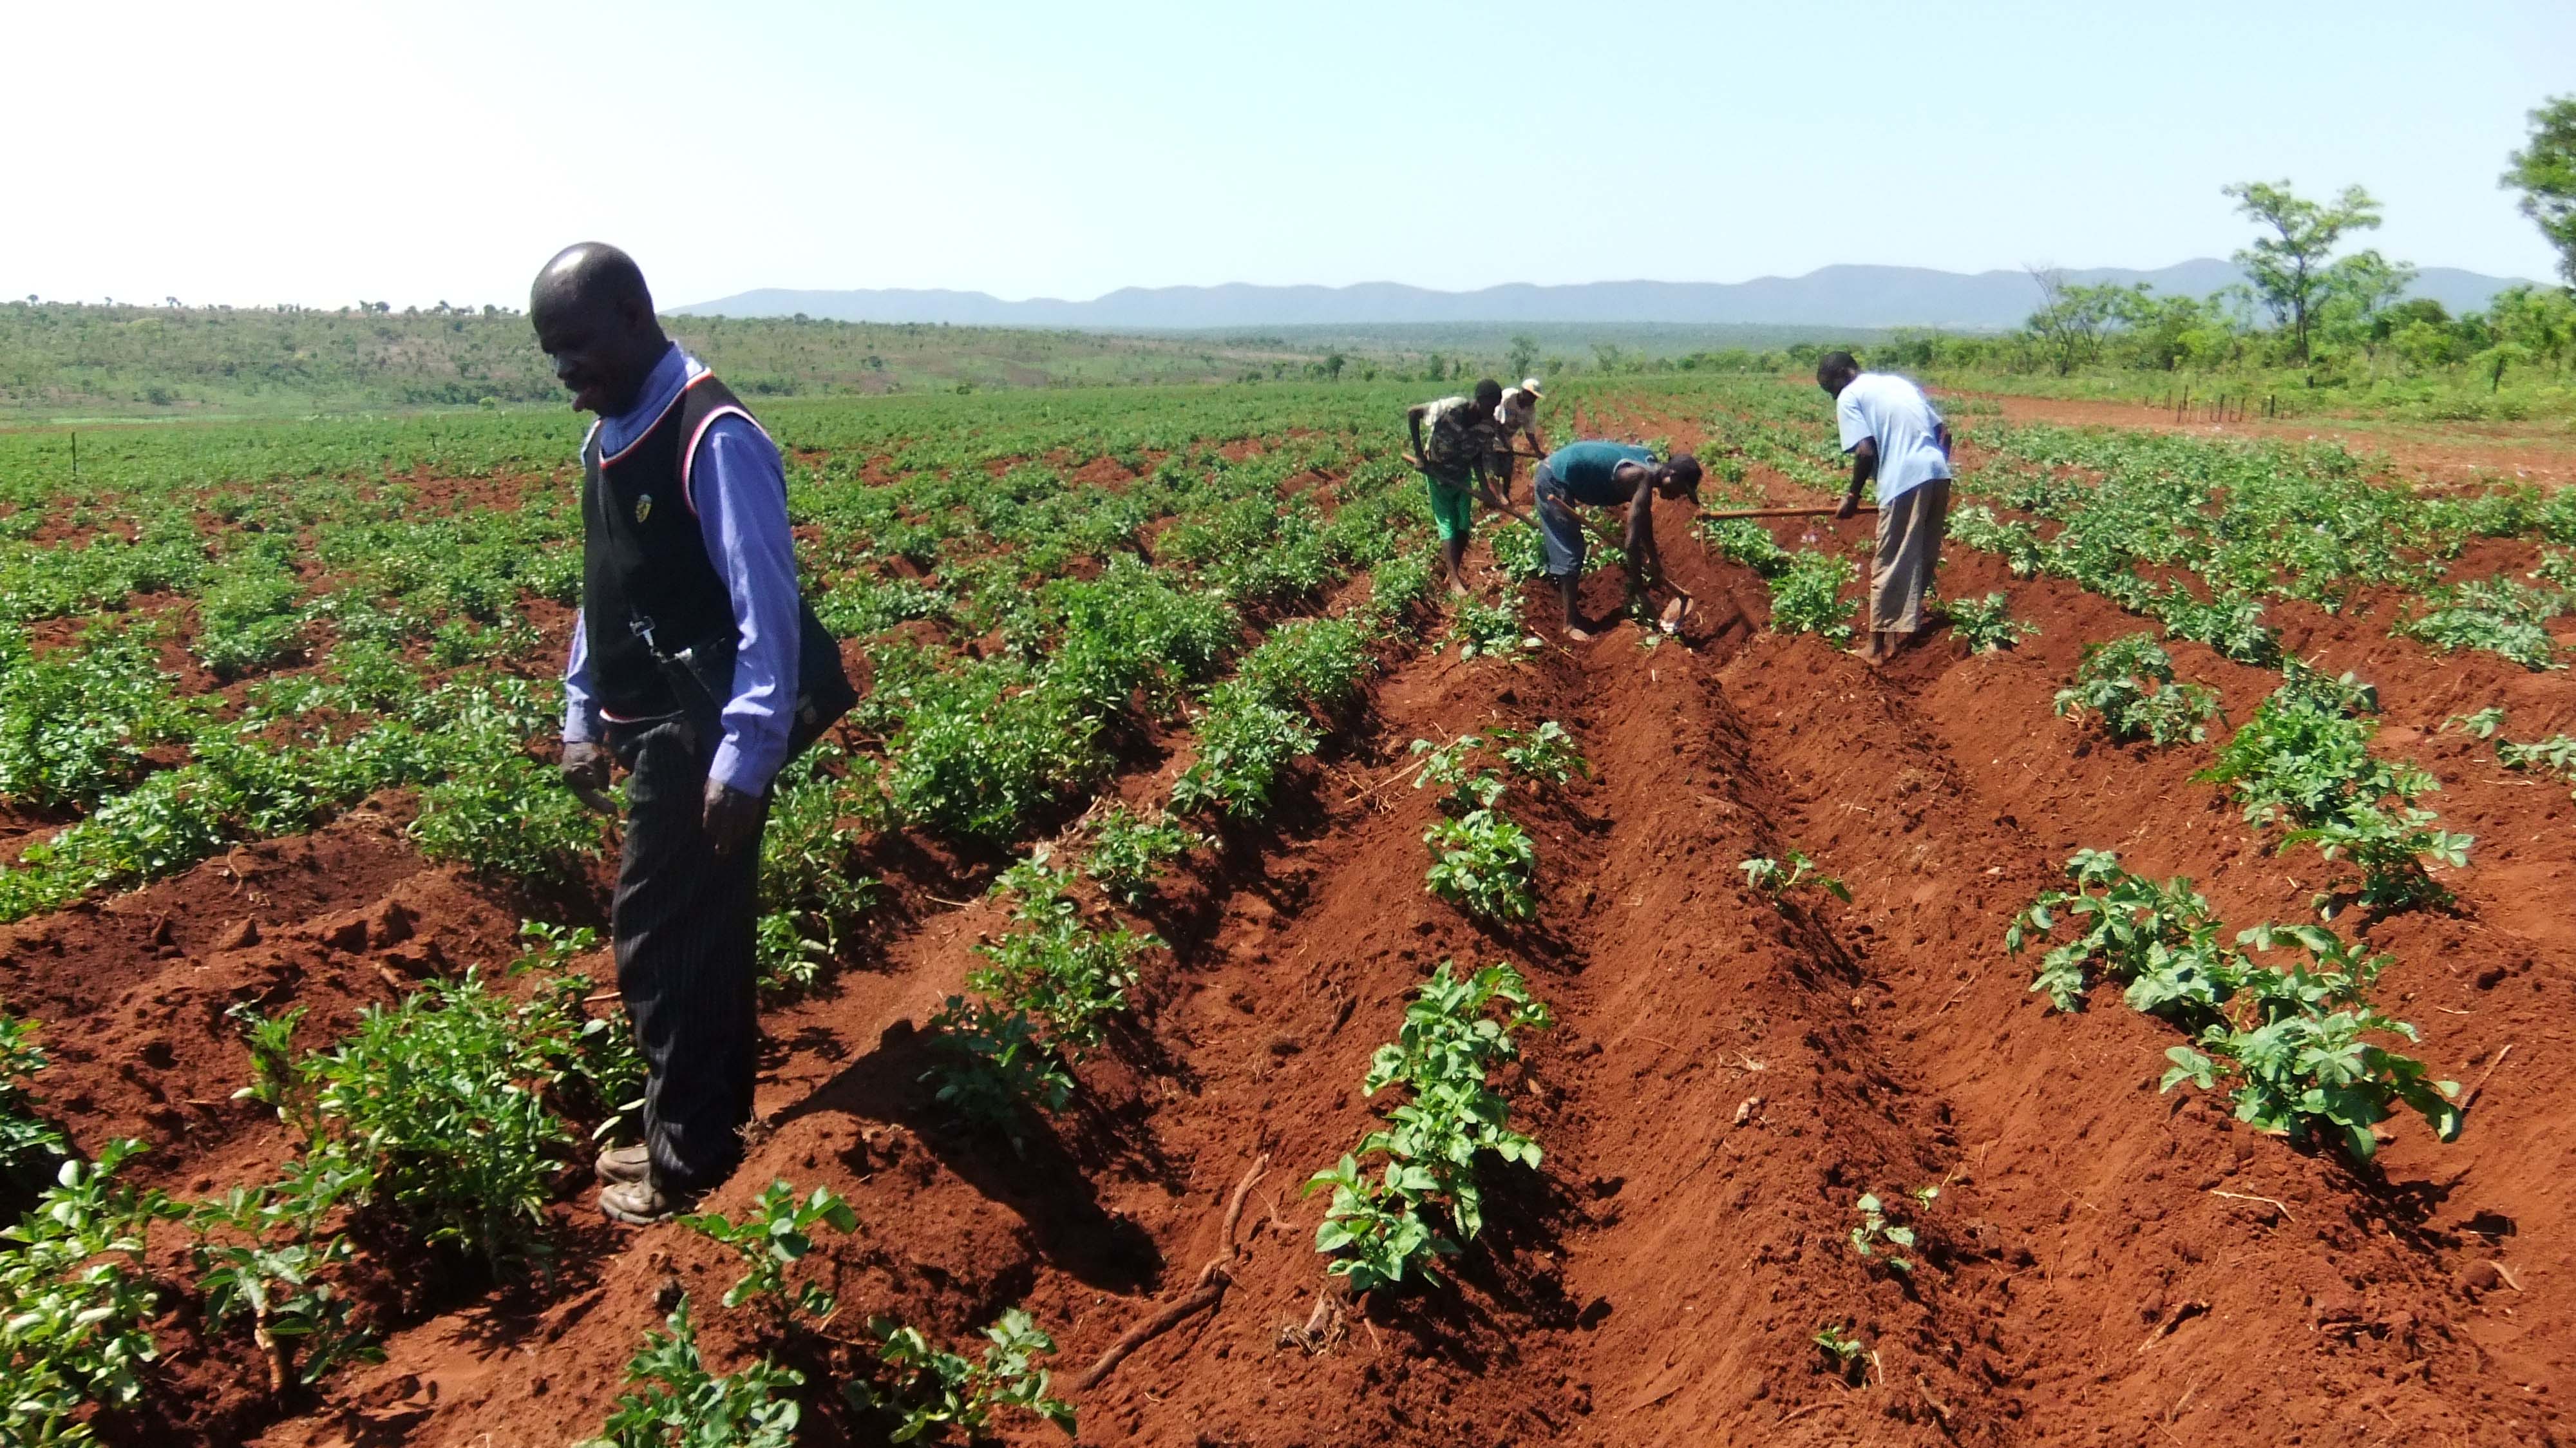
[581,371,758,718]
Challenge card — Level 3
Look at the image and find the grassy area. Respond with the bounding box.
[0,302,1378,419]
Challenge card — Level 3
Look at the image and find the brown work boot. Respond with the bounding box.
[598,1177,692,1226]
[594,1143,650,1186]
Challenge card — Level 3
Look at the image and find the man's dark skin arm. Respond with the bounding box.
[1835,437,1879,520]
[1406,404,1430,462]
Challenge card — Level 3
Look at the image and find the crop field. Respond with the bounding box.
[0,372,2571,1446]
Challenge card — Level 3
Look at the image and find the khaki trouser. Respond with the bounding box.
[1870,479,1949,633]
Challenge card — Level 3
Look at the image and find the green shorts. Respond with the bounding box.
[1425,473,1476,544]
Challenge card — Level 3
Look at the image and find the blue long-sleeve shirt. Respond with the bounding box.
[564,343,800,796]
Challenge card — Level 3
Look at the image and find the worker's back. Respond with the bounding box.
[1835,373,1951,503]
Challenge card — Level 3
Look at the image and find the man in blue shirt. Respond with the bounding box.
[1532,441,1703,640]
[535,242,801,1224]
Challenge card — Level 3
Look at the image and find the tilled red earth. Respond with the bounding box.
[5,433,2572,1446]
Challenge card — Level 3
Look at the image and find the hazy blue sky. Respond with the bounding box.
[7,1,2569,309]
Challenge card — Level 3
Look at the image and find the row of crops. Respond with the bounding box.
[0,374,1673,1442]
[1695,376,2575,1167]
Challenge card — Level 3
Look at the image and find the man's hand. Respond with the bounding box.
[562,740,617,814]
[702,778,764,858]
[1835,490,1861,521]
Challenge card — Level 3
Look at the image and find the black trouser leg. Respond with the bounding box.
[607,718,766,1194]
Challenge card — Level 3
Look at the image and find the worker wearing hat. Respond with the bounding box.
[1491,377,1549,486]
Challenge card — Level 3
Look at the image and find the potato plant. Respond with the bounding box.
[1,1142,168,1447]
[1308,962,1551,1293]
[680,1180,857,1324]
[2010,853,2459,1160]
[576,1298,805,1448]
[846,1308,1075,1442]
[1938,591,2038,652]
[2052,635,2219,746]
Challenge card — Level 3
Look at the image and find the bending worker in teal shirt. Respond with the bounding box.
[1533,441,1703,640]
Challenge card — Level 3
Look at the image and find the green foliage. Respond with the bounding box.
[2199,675,2469,912]
[922,998,1075,1130]
[2161,925,2461,1161]
[232,969,631,1272]
[1767,550,1855,642]
[1,1141,171,1446]
[0,621,196,811]
[1739,850,1852,904]
[679,1180,857,1321]
[2223,180,2386,361]
[1698,517,1788,576]
[578,1298,804,1448]
[1309,962,1551,1293]
[1449,594,1536,659]
[2052,634,2219,746]
[2503,93,2576,287]
[187,1177,382,1391]
[1172,687,1316,819]
[1848,1193,1918,1274]
[0,1007,66,1179]
[2010,853,2460,1161]
[2394,575,2566,670]
[2006,850,2230,1016]
[846,1308,1075,1443]
[1493,721,1587,785]
[2497,732,2576,794]
[1938,591,2037,652]
[2443,705,2508,739]
[1814,1323,1868,1377]
[971,852,1158,1051]
[1081,804,1199,904]
[1423,811,1539,922]
[753,744,881,996]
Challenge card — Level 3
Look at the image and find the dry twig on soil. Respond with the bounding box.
[1074,1153,1269,1391]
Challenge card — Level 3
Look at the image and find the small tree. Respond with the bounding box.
[2222,180,2383,362]
[2503,95,2576,287]
[2023,267,2149,374]
[1506,334,1539,381]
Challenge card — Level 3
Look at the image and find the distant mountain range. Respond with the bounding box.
[677,261,2535,333]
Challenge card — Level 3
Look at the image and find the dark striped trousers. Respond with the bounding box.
[605,716,766,1194]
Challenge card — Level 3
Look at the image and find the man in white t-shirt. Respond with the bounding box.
[1492,377,1549,486]
[1821,351,1953,665]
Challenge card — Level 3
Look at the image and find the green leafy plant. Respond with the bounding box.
[2442,705,2508,739]
[2006,851,2229,1016]
[1450,594,1536,660]
[972,851,1159,1051]
[577,1297,804,1448]
[1739,850,1852,904]
[679,1180,857,1322]
[1,1141,171,1446]
[1493,721,1587,786]
[1423,810,1539,922]
[1939,591,2037,652]
[922,998,1075,1129]
[0,1007,66,1181]
[1766,550,1856,642]
[1813,1322,1868,1382]
[2396,575,2566,671]
[2052,634,2219,746]
[1308,962,1550,1293]
[846,1308,1075,1443]
[2160,925,2461,1161]
[187,1175,381,1393]
[2200,676,2469,913]
[1848,1192,1917,1274]
[1081,804,1199,904]
[232,969,630,1273]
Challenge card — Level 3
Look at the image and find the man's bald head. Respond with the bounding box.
[529,243,668,416]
